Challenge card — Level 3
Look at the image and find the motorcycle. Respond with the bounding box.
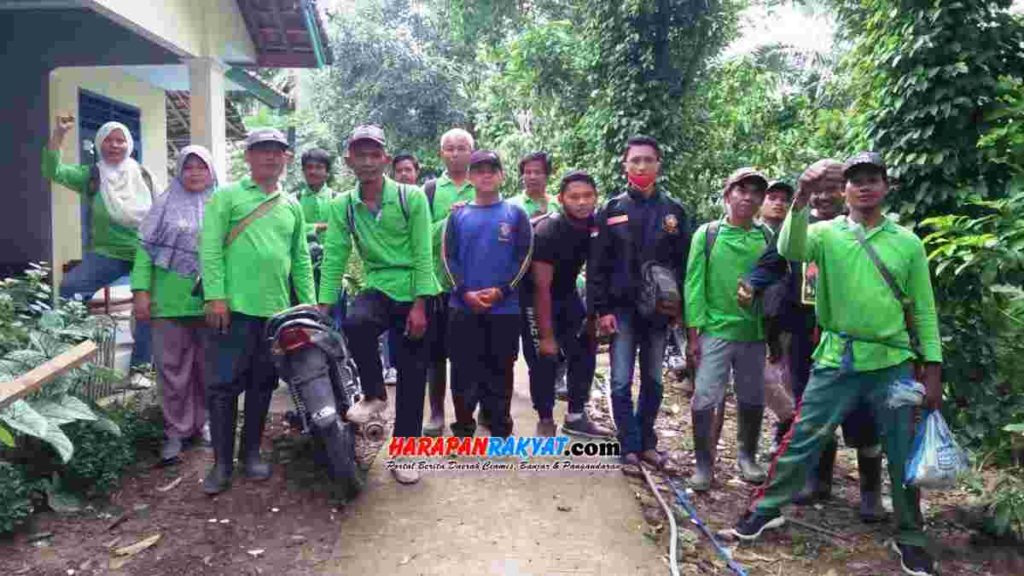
[265,304,385,497]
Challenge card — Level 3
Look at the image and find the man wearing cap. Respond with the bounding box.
[443,150,533,438]
[421,128,476,436]
[199,128,315,494]
[685,167,772,490]
[589,135,690,470]
[731,152,943,576]
[318,126,437,484]
[740,161,887,521]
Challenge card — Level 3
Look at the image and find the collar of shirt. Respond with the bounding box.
[353,177,398,219]
[842,214,895,239]
[439,171,472,193]
[627,187,660,202]
[298,182,330,197]
[242,177,281,196]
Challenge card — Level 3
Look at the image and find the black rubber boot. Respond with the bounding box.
[690,408,715,492]
[241,388,273,480]
[793,437,837,504]
[857,447,887,523]
[202,393,237,495]
[450,420,477,438]
[771,417,793,456]
[737,404,767,484]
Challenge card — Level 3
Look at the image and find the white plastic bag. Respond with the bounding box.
[905,410,970,490]
[888,377,926,409]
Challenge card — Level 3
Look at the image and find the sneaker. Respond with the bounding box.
[346,397,386,424]
[383,368,398,386]
[392,467,421,485]
[561,413,614,439]
[890,541,937,576]
[536,418,557,437]
[729,511,786,542]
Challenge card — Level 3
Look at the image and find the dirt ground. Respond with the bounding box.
[1,352,1022,575]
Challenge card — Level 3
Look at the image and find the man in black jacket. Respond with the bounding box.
[588,135,691,468]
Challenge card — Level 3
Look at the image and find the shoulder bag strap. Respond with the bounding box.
[852,224,919,355]
[224,193,282,247]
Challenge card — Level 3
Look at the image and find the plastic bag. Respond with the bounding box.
[905,410,970,490]
[887,377,926,409]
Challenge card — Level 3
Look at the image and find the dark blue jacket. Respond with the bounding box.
[588,188,690,317]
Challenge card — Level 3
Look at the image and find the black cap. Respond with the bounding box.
[766,180,795,195]
[245,128,290,150]
[724,167,769,192]
[843,152,886,177]
[347,125,386,148]
[469,150,502,170]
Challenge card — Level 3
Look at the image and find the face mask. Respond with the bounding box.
[627,172,656,191]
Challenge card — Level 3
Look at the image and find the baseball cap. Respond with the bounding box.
[347,125,386,148]
[766,180,795,196]
[724,167,768,192]
[244,128,290,150]
[469,150,503,170]
[843,152,887,177]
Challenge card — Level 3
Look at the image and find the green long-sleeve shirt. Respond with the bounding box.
[41,148,138,262]
[318,177,439,305]
[685,219,769,342]
[199,178,315,318]
[508,192,560,218]
[294,182,336,241]
[129,247,204,318]
[778,207,942,371]
[430,173,475,292]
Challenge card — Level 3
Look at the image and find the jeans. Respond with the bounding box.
[342,290,428,438]
[608,308,667,454]
[521,295,595,419]
[60,252,151,367]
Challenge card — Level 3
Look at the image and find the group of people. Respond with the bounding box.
[44,113,943,575]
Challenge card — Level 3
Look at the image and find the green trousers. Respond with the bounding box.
[748,362,925,546]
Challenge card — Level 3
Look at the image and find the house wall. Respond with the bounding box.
[89,0,257,63]
[48,67,168,288]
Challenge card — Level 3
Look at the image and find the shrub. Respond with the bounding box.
[0,461,34,534]
[60,421,134,497]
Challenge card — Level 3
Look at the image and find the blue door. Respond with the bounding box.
[77,90,141,285]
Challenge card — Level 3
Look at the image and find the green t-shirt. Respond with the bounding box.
[199,178,315,318]
[129,247,204,318]
[318,177,439,305]
[429,173,475,293]
[685,219,770,342]
[41,148,139,262]
[508,192,560,218]
[778,207,942,371]
[294,182,336,241]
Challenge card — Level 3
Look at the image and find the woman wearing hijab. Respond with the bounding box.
[43,114,156,366]
[131,146,217,462]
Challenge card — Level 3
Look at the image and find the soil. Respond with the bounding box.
[1,352,1022,575]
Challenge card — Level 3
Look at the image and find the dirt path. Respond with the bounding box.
[0,358,664,576]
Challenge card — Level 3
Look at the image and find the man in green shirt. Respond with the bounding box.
[422,128,476,436]
[318,125,437,485]
[731,153,943,576]
[199,128,315,495]
[392,153,420,186]
[509,151,559,217]
[294,148,336,242]
[685,168,772,490]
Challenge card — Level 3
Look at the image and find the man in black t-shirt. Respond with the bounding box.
[522,171,614,438]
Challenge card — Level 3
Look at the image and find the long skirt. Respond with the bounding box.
[152,318,207,439]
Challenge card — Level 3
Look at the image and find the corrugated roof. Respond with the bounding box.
[165,91,248,160]
[235,0,333,68]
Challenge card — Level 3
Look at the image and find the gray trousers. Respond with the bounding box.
[692,335,766,412]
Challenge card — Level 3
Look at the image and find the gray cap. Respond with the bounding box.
[843,152,887,177]
[347,125,386,148]
[244,127,290,150]
[724,167,768,192]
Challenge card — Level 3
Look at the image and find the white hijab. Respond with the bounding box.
[95,122,152,229]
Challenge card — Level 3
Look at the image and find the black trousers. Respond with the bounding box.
[342,290,428,438]
[521,295,595,419]
[448,308,520,437]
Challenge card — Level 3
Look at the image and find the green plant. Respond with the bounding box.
[983,472,1024,542]
[0,461,33,534]
[60,420,134,497]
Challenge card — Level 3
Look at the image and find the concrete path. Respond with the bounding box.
[311,358,666,576]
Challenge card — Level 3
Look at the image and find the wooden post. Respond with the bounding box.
[0,340,97,410]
